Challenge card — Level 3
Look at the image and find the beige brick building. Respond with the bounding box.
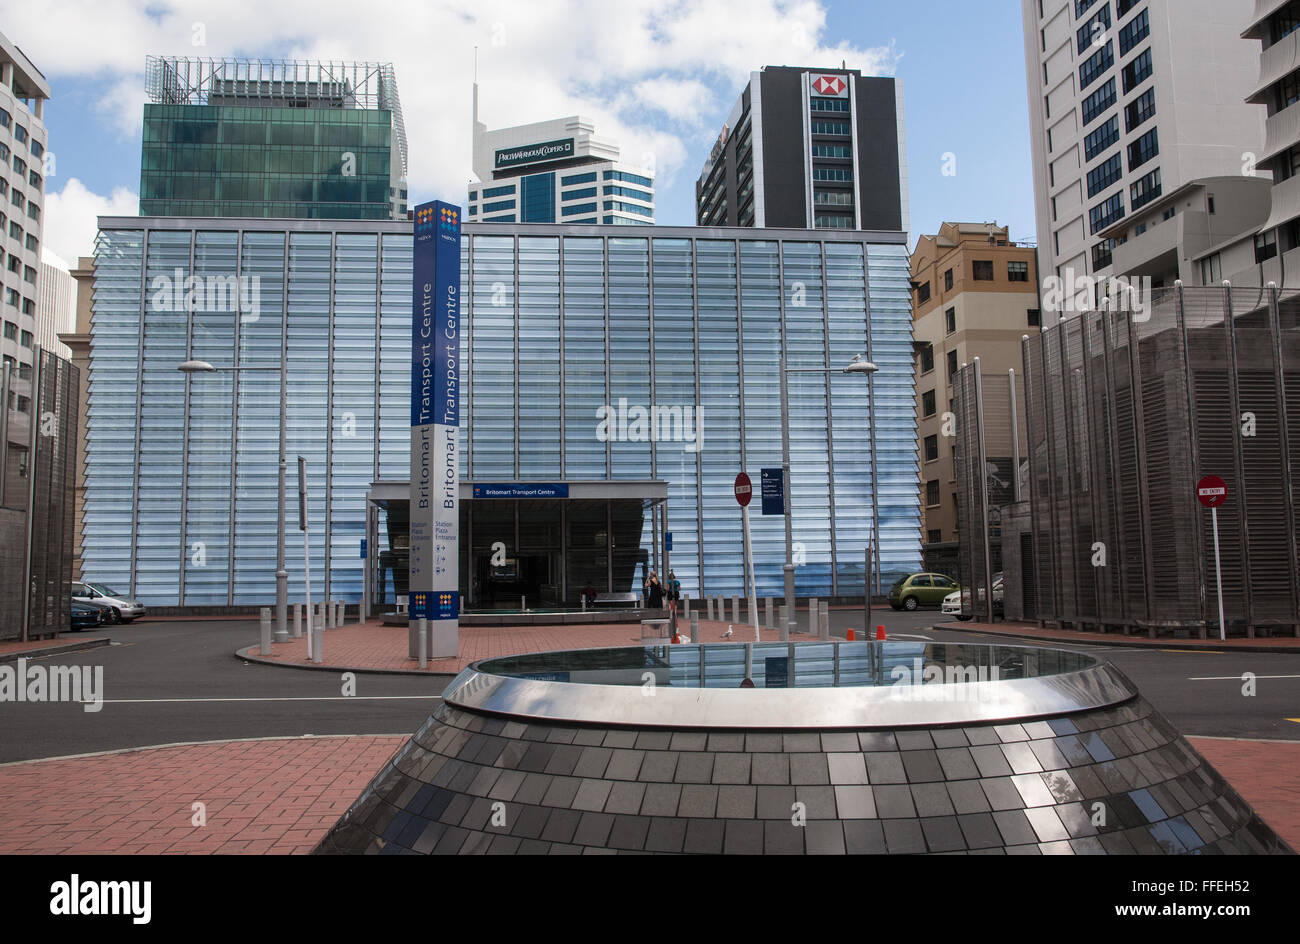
[909,223,1041,563]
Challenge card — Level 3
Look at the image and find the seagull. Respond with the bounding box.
[722,625,734,638]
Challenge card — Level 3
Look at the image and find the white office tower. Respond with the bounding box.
[35,259,73,360]
[467,85,654,225]
[1021,0,1264,321]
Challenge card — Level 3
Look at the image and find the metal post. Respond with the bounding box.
[312,616,323,664]
[259,606,272,656]
[1212,506,1226,642]
[690,613,699,643]
[732,596,740,625]
[707,596,714,621]
[809,597,819,639]
[418,616,428,669]
[1009,368,1021,503]
[293,603,302,638]
[21,349,42,642]
[973,357,994,623]
[864,544,871,635]
[778,244,796,640]
[275,364,288,644]
[819,600,829,641]
[765,597,773,630]
[0,359,10,507]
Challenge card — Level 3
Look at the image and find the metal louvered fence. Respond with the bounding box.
[957,284,1300,638]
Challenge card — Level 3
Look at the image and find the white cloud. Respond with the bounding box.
[2,0,900,209]
[43,179,138,266]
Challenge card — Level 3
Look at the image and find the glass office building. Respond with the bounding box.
[85,218,919,611]
[139,58,408,220]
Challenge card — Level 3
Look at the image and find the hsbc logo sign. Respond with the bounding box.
[811,74,848,97]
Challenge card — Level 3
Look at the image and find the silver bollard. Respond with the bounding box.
[780,604,790,643]
[324,600,333,629]
[293,603,302,639]
[522,595,527,612]
[418,617,428,669]
[683,594,690,618]
[312,620,323,664]
[731,597,740,624]
[706,597,714,621]
[336,600,343,627]
[259,606,273,655]
[809,598,819,638]
[408,619,418,659]
[819,600,830,641]
[765,597,774,630]
[581,595,587,612]
[690,613,699,643]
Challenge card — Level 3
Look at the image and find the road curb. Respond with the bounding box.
[931,622,1300,653]
[0,637,111,664]
[235,644,460,680]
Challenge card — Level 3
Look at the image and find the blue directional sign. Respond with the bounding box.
[761,467,785,516]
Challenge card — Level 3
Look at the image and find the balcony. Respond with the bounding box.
[1110,212,1186,280]
[1243,0,1292,39]
[1262,103,1300,164]
[1248,28,1300,103]
[1261,171,1300,230]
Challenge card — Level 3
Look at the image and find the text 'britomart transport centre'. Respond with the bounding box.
[84,217,920,614]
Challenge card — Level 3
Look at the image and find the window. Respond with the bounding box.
[811,167,852,181]
[482,185,515,198]
[947,349,958,378]
[1086,152,1123,197]
[1128,128,1159,171]
[564,187,598,200]
[1079,41,1114,91]
[1081,78,1117,126]
[1255,231,1278,264]
[1130,168,1162,210]
[482,199,515,213]
[10,190,22,209]
[604,170,653,188]
[23,265,35,284]
[484,214,516,222]
[605,185,652,201]
[1084,116,1119,161]
[3,288,15,307]
[1089,192,1125,234]
[1271,8,1300,43]
[1116,0,1138,14]
[814,214,852,229]
[972,260,994,281]
[467,191,478,201]
[811,144,852,158]
[561,202,598,216]
[13,125,26,145]
[927,529,943,544]
[1122,48,1152,93]
[604,200,653,217]
[24,234,35,253]
[9,222,20,240]
[0,108,8,129]
[945,307,956,334]
[917,281,931,303]
[1076,5,1111,54]
[19,329,32,348]
[28,170,41,191]
[1008,260,1029,282]
[944,268,954,291]
[21,299,33,316]
[1200,253,1222,285]
[810,120,851,135]
[562,172,597,186]
[26,203,37,223]
[920,345,934,373]
[7,254,18,272]
[1119,9,1149,54]
[924,435,939,462]
[922,390,936,417]
[1024,308,1040,328]
[813,190,852,205]
[1075,0,1101,16]
[1125,87,1155,131]
[926,480,941,506]
[1092,238,1117,269]
[2,321,15,340]
[810,97,850,112]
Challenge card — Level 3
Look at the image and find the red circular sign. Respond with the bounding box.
[1197,475,1228,508]
[734,472,753,507]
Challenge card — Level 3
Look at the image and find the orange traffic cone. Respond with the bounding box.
[846,627,855,641]
[876,625,886,641]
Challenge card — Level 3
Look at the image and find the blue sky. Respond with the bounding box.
[9,0,1038,264]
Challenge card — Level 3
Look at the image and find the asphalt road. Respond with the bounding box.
[1,611,1297,764]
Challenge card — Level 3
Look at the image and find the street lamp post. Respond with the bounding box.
[179,359,288,641]
[780,354,878,640]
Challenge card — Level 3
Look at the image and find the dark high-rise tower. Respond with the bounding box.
[695,66,906,232]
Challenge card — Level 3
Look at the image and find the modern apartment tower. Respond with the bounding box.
[1021,0,1263,320]
[139,57,409,220]
[467,86,654,224]
[0,30,50,491]
[695,65,907,232]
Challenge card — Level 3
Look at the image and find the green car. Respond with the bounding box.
[888,572,959,611]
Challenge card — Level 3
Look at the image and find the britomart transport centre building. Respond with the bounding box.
[84,216,919,613]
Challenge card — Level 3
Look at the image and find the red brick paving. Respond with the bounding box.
[1188,737,1300,848]
[0,736,405,855]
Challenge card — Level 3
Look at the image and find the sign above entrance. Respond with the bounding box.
[472,483,570,499]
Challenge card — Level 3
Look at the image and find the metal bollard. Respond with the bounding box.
[706,597,714,621]
[820,600,830,640]
[312,621,323,664]
[324,600,333,629]
[408,618,417,659]
[418,617,428,669]
[683,594,690,618]
[581,595,587,612]
[690,613,699,642]
[780,604,790,643]
[809,598,819,638]
[259,606,272,655]
[293,603,302,639]
[732,597,740,624]
[521,595,526,612]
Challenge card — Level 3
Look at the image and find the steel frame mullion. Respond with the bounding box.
[178,231,197,607]
[129,228,151,600]
[1222,284,1252,635]
[1265,284,1300,636]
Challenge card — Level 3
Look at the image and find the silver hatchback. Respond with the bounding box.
[72,581,146,623]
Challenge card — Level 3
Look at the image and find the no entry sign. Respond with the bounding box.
[1197,475,1227,508]
[734,472,753,507]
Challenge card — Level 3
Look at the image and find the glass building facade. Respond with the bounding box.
[85,218,919,609]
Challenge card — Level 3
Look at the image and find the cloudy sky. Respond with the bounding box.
[2,0,1037,268]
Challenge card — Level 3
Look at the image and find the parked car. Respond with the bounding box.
[888,572,959,611]
[70,599,107,632]
[943,573,1004,620]
[71,581,146,623]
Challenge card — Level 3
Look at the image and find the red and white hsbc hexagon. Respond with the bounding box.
[810,73,848,98]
